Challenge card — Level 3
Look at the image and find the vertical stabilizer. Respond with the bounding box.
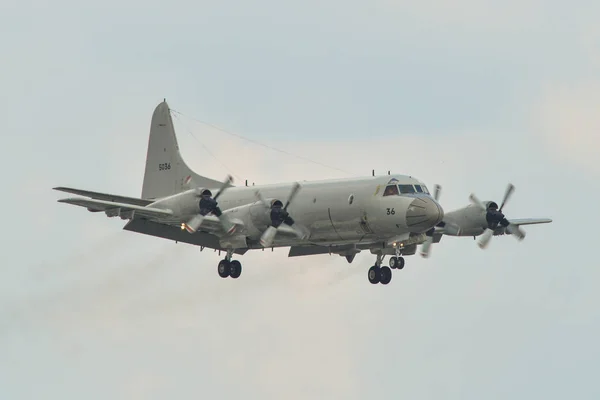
[141,101,223,200]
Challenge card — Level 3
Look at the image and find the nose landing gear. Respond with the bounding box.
[389,256,405,270]
[367,247,408,285]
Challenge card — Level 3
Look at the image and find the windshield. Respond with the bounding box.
[398,184,416,194]
[382,183,432,196]
[383,185,399,196]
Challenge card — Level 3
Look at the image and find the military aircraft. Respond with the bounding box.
[54,101,551,285]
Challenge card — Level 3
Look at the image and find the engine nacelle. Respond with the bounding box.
[148,187,212,217]
[442,204,488,236]
[222,201,273,239]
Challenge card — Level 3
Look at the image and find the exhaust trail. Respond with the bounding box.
[31,231,131,283]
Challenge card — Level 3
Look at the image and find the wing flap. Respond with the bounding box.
[53,187,153,206]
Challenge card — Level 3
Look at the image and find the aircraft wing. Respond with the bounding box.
[493,217,552,237]
[53,187,153,206]
[57,196,244,236]
[57,197,176,221]
[508,218,553,226]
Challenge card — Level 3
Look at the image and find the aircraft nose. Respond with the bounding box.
[406,197,444,231]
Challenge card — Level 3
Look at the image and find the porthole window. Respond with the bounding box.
[348,194,355,205]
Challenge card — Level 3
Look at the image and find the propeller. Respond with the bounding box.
[256,182,305,248]
[184,175,236,234]
[468,183,525,249]
[420,184,441,258]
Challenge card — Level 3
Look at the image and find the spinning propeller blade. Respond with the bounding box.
[506,223,526,240]
[420,237,434,258]
[469,193,487,211]
[184,175,236,234]
[213,175,233,201]
[433,184,441,201]
[470,183,526,249]
[478,228,494,249]
[257,183,304,248]
[499,183,514,212]
[420,184,442,258]
[284,182,301,210]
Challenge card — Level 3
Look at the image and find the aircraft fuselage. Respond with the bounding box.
[152,174,444,248]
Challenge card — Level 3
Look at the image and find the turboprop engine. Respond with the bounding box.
[179,175,236,234]
[218,201,273,239]
[218,185,308,247]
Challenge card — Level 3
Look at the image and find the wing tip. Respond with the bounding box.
[57,197,79,204]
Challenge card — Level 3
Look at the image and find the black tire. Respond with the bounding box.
[230,260,242,279]
[368,266,380,284]
[380,266,392,285]
[389,256,398,269]
[218,260,231,278]
[397,257,405,270]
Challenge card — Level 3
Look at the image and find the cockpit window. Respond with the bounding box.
[398,184,416,194]
[383,185,399,196]
[414,185,424,193]
[421,185,430,194]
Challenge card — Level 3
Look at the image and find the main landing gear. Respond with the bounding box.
[217,250,242,279]
[367,251,406,285]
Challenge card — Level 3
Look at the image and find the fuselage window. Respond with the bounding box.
[414,185,424,193]
[398,184,416,194]
[383,185,399,196]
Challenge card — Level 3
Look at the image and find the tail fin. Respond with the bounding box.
[141,100,224,200]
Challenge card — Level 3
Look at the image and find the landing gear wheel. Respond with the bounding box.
[380,266,392,285]
[229,260,242,279]
[389,257,398,269]
[397,257,405,270]
[368,266,380,284]
[218,260,231,278]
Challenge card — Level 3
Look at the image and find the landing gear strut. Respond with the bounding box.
[368,253,393,285]
[217,249,243,279]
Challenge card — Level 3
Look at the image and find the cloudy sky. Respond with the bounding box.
[2,1,599,399]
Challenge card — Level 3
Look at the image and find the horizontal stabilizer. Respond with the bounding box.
[53,187,153,206]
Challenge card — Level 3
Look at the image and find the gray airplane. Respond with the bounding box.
[54,101,551,285]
